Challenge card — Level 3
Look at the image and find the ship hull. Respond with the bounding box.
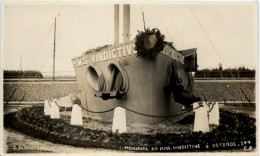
[73,41,184,124]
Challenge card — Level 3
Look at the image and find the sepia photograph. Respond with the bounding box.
[1,1,258,155]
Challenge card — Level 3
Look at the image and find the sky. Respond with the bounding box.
[2,1,258,76]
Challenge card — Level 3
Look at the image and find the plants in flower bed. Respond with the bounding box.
[5,106,256,152]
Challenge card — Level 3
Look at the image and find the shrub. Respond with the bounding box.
[4,70,43,79]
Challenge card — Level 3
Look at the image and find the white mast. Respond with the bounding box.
[123,4,130,43]
[53,17,56,80]
[114,4,119,45]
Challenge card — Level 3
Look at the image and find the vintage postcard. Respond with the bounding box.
[1,1,258,155]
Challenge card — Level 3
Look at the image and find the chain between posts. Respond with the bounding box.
[47,99,51,107]
[46,99,211,117]
[79,105,116,114]
[5,88,17,107]
[201,92,217,113]
[77,104,203,118]
[54,101,60,107]
[240,88,254,108]
[207,102,216,113]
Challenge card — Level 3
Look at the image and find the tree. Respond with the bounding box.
[218,62,223,78]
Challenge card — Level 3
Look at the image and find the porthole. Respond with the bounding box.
[86,66,100,91]
[107,63,129,93]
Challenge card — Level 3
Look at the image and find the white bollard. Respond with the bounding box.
[112,107,127,133]
[4,129,8,153]
[209,102,219,125]
[194,102,209,132]
[193,102,199,112]
[44,99,51,115]
[70,104,83,126]
[50,99,60,119]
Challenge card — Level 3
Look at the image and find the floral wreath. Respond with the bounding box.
[134,28,166,59]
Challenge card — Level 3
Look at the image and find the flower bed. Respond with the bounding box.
[4,106,256,152]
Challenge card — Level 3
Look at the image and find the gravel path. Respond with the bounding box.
[4,128,125,153]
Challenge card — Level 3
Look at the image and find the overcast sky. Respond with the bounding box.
[2,1,258,75]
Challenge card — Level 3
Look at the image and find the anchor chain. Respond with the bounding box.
[77,104,203,118]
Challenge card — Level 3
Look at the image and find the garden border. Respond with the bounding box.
[4,106,256,152]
